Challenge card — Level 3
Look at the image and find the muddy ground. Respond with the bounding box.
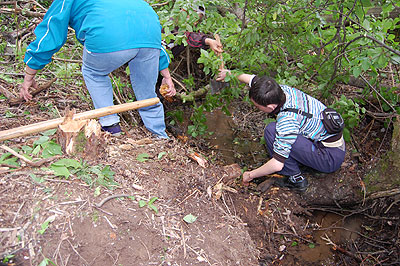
[1,73,399,266]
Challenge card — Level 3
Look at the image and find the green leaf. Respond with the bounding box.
[137,153,150,162]
[38,215,56,234]
[101,165,115,178]
[360,0,372,7]
[158,151,167,160]
[343,128,351,142]
[361,60,370,71]
[32,145,41,155]
[34,136,50,146]
[1,157,19,167]
[148,204,158,213]
[38,259,49,266]
[52,158,82,169]
[41,142,62,158]
[30,173,45,184]
[21,145,33,154]
[0,152,11,161]
[183,214,197,224]
[50,165,71,178]
[352,67,362,78]
[41,129,57,136]
[148,197,158,205]
[291,241,298,247]
[138,200,147,208]
[5,111,17,118]
[94,187,101,197]
[38,258,56,266]
[308,243,316,248]
[362,19,371,30]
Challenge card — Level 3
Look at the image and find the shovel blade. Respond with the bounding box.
[210,79,229,94]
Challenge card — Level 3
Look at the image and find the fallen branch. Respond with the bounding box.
[0,83,16,99]
[0,7,45,17]
[366,188,400,200]
[175,86,209,102]
[95,194,132,208]
[321,233,362,263]
[8,77,57,106]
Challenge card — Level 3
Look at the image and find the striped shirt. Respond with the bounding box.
[273,85,340,160]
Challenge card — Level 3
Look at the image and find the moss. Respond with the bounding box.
[364,150,400,193]
[74,131,87,154]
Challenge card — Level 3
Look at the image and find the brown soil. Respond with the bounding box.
[0,77,399,266]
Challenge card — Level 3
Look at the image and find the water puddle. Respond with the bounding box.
[284,211,362,264]
[203,108,267,166]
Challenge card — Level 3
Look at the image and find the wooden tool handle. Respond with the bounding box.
[213,34,224,70]
[0,98,160,142]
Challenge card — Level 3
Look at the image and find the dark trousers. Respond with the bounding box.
[264,122,345,176]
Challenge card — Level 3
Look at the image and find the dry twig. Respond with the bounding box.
[95,194,132,208]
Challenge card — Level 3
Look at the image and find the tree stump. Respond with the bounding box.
[57,109,105,160]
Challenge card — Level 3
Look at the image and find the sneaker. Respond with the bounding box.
[101,123,122,136]
[274,173,309,192]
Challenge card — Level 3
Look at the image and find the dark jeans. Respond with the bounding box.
[264,122,345,176]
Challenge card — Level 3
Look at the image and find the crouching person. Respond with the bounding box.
[217,71,345,192]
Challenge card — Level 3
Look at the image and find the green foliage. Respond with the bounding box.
[188,104,208,137]
[332,95,366,142]
[138,196,158,213]
[183,214,197,224]
[38,257,56,266]
[166,110,184,126]
[50,158,82,178]
[0,152,19,167]
[37,0,53,8]
[0,129,61,169]
[33,133,63,159]
[150,0,400,139]
[158,151,167,159]
[37,215,56,235]
[137,153,150,162]
[48,157,118,189]
[2,254,14,263]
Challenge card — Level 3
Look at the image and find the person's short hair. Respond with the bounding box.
[249,76,285,107]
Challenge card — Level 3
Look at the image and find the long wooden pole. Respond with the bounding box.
[0,97,160,142]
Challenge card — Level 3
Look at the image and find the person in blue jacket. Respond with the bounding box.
[20,0,175,138]
[218,71,346,192]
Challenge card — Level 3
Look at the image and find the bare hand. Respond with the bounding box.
[161,77,176,97]
[242,171,253,186]
[20,77,38,101]
[206,38,223,55]
[216,69,230,81]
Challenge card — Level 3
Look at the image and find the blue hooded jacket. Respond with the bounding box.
[24,0,170,71]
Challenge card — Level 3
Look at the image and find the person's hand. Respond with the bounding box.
[20,75,38,101]
[205,38,223,55]
[242,171,254,186]
[159,68,176,97]
[216,69,231,81]
[161,77,176,97]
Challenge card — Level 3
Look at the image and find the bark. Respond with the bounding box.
[57,109,105,161]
